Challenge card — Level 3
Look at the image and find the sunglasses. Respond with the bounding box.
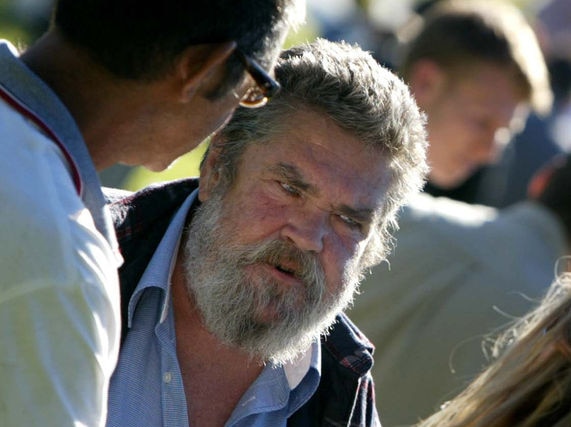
[236,50,281,108]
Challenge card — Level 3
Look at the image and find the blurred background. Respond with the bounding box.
[2,0,569,192]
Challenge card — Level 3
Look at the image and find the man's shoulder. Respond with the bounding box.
[0,109,87,228]
[105,178,200,343]
[104,177,199,279]
[402,193,498,226]
[105,178,199,239]
[321,312,374,377]
[293,313,379,427]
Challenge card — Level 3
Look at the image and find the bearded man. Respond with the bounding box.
[105,39,428,427]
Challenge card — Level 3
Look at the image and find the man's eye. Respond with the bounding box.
[338,214,361,229]
[280,182,301,197]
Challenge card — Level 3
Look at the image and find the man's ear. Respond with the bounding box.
[198,138,224,201]
[176,41,237,102]
[528,154,569,199]
[407,59,446,108]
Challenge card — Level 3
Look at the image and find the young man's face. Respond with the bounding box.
[412,61,526,189]
[186,108,391,363]
[122,45,282,172]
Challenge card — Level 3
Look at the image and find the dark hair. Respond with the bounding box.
[53,0,302,84]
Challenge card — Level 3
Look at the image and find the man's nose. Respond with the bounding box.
[280,206,327,253]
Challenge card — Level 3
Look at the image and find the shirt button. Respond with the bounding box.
[163,372,172,383]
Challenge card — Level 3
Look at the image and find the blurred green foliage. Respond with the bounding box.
[0,0,51,47]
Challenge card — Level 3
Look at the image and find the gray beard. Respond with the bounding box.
[183,191,360,365]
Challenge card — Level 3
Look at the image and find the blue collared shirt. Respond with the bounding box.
[107,189,321,427]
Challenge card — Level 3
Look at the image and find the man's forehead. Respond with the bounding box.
[264,146,390,209]
[241,107,391,196]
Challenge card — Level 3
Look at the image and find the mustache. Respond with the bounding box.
[237,239,325,286]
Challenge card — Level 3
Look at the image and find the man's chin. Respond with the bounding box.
[219,310,327,365]
[429,170,472,190]
[248,302,308,331]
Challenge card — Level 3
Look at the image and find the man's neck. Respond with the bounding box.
[171,255,264,427]
[20,29,147,170]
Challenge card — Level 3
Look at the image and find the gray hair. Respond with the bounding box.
[209,38,428,268]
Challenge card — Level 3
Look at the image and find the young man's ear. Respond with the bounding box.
[176,41,237,102]
[407,59,446,108]
[198,137,225,201]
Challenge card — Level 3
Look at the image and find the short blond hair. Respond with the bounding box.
[399,0,552,115]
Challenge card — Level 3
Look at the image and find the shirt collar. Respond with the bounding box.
[127,188,198,327]
[284,339,321,389]
[230,340,321,422]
